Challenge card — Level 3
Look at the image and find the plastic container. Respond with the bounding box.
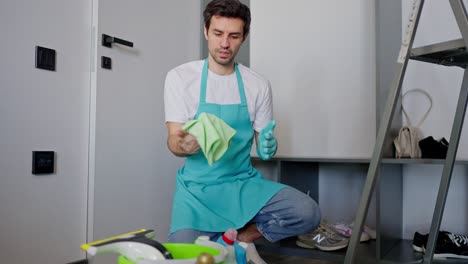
[117,238,227,264]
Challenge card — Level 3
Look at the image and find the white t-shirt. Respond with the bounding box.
[164,60,273,132]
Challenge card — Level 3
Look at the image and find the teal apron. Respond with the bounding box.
[169,59,286,233]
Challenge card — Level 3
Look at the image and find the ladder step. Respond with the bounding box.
[410,38,468,68]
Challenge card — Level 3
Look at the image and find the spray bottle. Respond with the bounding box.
[216,229,247,264]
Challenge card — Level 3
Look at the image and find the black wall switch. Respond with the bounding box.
[101,56,112,70]
[35,46,56,71]
[32,151,55,175]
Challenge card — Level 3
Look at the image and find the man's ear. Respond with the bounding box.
[204,26,209,40]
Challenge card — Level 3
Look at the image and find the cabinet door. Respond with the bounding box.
[90,0,200,251]
[250,0,376,159]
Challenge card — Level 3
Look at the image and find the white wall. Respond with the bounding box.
[0,0,92,263]
[401,0,468,238]
[250,0,376,159]
[402,164,468,238]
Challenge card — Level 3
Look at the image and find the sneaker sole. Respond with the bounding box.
[296,240,348,251]
[434,253,468,259]
[412,245,425,253]
[359,235,371,242]
[364,228,376,240]
[295,240,316,249]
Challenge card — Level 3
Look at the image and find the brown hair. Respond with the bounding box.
[203,0,251,37]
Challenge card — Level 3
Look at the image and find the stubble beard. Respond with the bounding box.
[210,49,234,66]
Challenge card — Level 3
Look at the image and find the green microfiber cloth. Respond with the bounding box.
[182,112,236,165]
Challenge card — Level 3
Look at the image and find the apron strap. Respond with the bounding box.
[200,59,247,106]
[234,63,247,106]
[200,59,209,104]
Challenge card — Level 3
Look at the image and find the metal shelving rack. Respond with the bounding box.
[345,0,468,263]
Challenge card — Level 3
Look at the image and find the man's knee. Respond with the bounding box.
[279,193,321,236]
[300,197,321,233]
[280,187,321,233]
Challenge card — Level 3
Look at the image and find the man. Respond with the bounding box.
[164,0,320,261]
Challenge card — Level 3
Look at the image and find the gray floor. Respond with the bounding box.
[260,251,339,264]
[256,238,347,264]
[255,237,377,264]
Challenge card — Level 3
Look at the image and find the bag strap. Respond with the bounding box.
[401,88,432,127]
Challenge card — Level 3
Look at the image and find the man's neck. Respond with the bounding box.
[208,57,235,76]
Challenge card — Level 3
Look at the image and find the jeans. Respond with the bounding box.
[168,186,321,243]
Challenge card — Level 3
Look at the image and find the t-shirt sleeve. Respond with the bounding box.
[253,80,273,132]
[164,70,189,123]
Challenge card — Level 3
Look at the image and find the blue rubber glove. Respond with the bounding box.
[257,120,277,160]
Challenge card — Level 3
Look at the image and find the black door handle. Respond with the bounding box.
[102,34,134,48]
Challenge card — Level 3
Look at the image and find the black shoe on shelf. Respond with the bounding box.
[412,232,428,253]
[434,231,468,259]
[412,231,468,259]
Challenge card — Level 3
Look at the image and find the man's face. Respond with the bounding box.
[204,15,246,67]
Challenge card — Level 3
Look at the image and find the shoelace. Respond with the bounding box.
[447,233,468,247]
[321,224,345,239]
[310,225,333,238]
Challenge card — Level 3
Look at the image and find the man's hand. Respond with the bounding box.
[166,122,200,157]
[256,120,277,160]
[175,129,201,155]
